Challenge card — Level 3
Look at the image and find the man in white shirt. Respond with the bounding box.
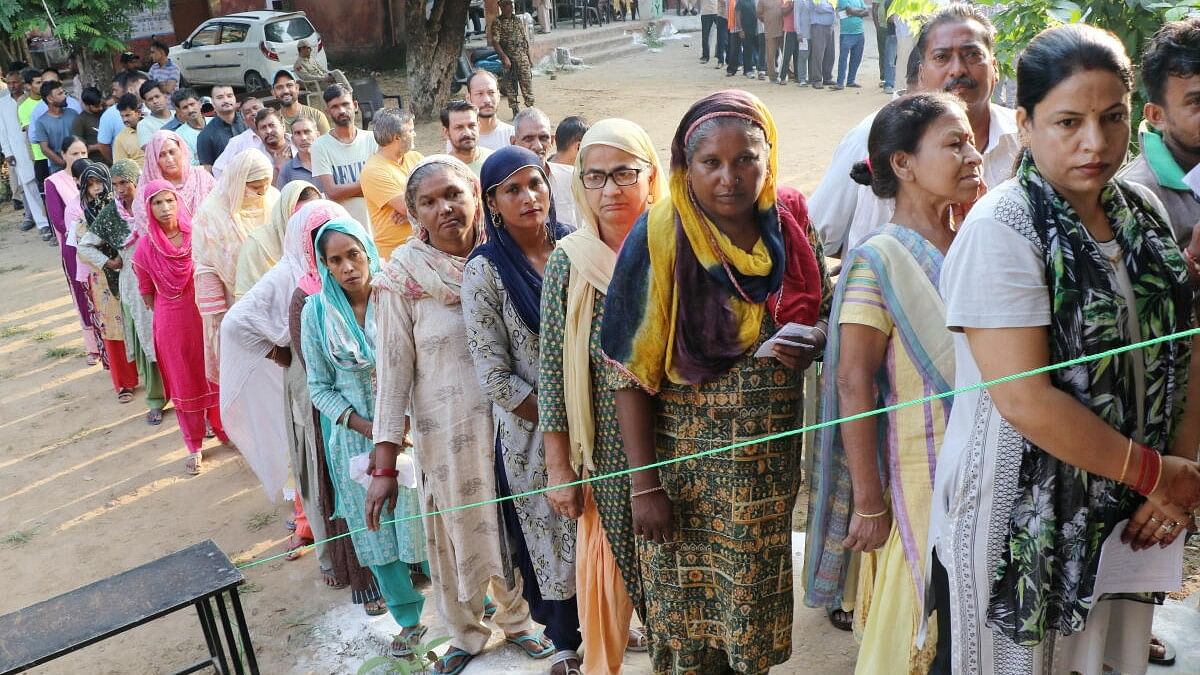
[510,107,577,227]
[0,74,49,238]
[810,4,1021,256]
[441,100,492,175]
[311,84,378,229]
[136,79,173,148]
[466,70,514,150]
[212,97,265,179]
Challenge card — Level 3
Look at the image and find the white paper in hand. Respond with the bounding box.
[755,323,818,358]
[350,452,419,491]
[1091,519,1185,597]
[1185,163,1200,200]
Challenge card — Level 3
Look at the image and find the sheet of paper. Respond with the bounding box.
[754,322,817,358]
[350,452,418,491]
[1090,518,1184,597]
[1184,163,1200,200]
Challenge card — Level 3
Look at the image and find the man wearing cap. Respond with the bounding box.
[272,69,330,134]
[196,84,245,170]
[293,40,352,92]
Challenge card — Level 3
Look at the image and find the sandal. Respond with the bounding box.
[506,631,555,659]
[482,596,498,620]
[86,353,99,366]
[185,452,202,476]
[391,624,429,658]
[146,408,164,426]
[320,566,347,589]
[548,649,582,675]
[827,607,853,632]
[434,647,474,675]
[364,598,388,616]
[1149,636,1176,666]
[117,388,134,404]
[627,626,649,652]
[283,533,312,561]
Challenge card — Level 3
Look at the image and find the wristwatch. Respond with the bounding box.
[370,468,400,478]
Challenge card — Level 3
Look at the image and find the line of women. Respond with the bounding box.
[805,22,1200,675]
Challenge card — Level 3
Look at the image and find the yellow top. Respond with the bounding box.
[361,149,423,260]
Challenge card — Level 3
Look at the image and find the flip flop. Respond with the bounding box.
[364,598,388,616]
[116,388,134,404]
[434,647,474,675]
[146,408,164,426]
[506,632,555,659]
[185,453,202,476]
[283,534,312,561]
[391,624,429,657]
[1149,636,1176,666]
[482,596,498,620]
[827,607,853,632]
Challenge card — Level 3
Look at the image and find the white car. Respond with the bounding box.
[170,11,328,91]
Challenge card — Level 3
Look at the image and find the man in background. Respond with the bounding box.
[549,115,588,167]
[466,70,514,150]
[162,88,207,163]
[311,84,378,228]
[253,108,296,184]
[112,94,144,167]
[35,80,78,173]
[136,80,172,147]
[211,97,264,178]
[147,40,182,96]
[511,107,577,226]
[98,70,147,160]
[276,116,318,188]
[71,85,107,163]
[361,108,423,258]
[293,39,352,92]
[272,69,330,134]
[441,100,491,175]
[196,84,245,170]
[1,64,51,240]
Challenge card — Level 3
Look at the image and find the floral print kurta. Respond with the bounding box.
[462,256,577,600]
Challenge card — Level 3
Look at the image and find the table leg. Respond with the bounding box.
[214,593,246,675]
[198,597,232,674]
[229,589,260,674]
[194,600,221,672]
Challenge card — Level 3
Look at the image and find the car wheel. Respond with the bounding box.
[244,70,269,92]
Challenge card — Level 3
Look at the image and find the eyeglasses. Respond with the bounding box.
[581,167,644,190]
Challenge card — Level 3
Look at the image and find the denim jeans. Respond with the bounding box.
[836,31,865,86]
[882,33,897,87]
[701,13,729,62]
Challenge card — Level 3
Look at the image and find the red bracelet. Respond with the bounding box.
[1134,445,1162,497]
[371,468,400,478]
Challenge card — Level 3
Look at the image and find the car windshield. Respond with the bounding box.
[264,18,316,43]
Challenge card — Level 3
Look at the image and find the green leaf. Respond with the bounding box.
[357,656,399,675]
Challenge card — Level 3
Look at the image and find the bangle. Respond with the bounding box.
[854,506,889,519]
[631,485,665,498]
[1119,437,1134,484]
[371,468,399,478]
[812,324,828,345]
[1134,445,1162,497]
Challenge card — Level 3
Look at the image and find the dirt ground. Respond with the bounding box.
[6,24,1177,675]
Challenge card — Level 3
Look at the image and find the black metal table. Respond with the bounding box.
[0,539,258,674]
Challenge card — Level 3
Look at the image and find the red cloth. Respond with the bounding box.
[103,339,139,392]
[767,187,822,327]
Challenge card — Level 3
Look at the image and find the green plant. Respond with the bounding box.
[357,636,452,675]
[245,511,277,532]
[31,331,54,342]
[644,23,664,49]
[2,524,40,548]
[0,324,28,338]
[44,346,84,359]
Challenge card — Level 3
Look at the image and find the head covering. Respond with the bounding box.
[297,201,353,294]
[557,119,666,471]
[193,149,279,293]
[134,130,214,235]
[600,90,823,391]
[110,159,141,220]
[235,179,314,296]
[131,180,194,300]
[78,162,113,226]
[310,217,381,371]
[376,155,485,305]
[469,145,572,334]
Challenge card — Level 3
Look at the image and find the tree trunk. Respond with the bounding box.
[406,0,471,121]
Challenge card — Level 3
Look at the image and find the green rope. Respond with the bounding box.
[237,326,1200,570]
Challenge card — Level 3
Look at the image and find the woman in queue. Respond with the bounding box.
[44,137,100,362]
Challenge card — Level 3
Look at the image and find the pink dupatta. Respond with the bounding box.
[132,180,195,300]
[133,131,214,236]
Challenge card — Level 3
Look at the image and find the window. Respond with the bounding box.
[264,18,316,43]
[189,24,221,47]
[220,22,250,44]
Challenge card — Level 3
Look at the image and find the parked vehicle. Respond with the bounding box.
[170,11,328,91]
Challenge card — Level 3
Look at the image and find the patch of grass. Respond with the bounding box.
[31,330,55,342]
[45,346,85,360]
[0,263,26,274]
[245,511,277,532]
[0,324,28,338]
[53,390,69,400]
[2,525,40,548]
[239,581,263,594]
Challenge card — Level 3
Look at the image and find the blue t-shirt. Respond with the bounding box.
[35,109,79,172]
[838,0,865,34]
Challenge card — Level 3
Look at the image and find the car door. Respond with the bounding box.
[177,22,223,85]
[215,22,252,87]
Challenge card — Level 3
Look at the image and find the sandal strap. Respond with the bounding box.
[548,649,580,665]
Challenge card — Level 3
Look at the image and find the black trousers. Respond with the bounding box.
[34,158,49,200]
[726,29,759,75]
[700,13,728,63]
[929,551,952,675]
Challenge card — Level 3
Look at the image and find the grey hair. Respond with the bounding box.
[684,116,765,163]
[512,107,551,134]
[372,107,416,146]
[404,157,480,222]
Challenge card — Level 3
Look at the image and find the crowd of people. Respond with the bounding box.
[2,4,1200,675]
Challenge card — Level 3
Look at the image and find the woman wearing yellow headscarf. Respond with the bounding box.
[234,179,320,299]
[538,119,667,674]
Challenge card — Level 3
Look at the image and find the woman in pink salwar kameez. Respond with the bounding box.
[44,137,101,362]
[132,179,228,475]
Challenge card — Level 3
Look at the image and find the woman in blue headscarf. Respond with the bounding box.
[462,146,582,674]
[298,216,429,658]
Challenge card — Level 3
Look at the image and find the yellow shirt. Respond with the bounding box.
[18,97,45,161]
[282,104,331,135]
[361,150,423,260]
[113,127,145,168]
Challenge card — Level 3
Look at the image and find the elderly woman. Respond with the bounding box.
[134,130,214,237]
[132,180,228,475]
[538,119,665,674]
[462,145,581,674]
[599,90,831,674]
[299,216,429,657]
[44,137,100,362]
[930,25,1200,674]
[77,159,167,424]
[192,149,279,382]
[369,155,541,675]
[235,179,320,298]
[803,92,983,674]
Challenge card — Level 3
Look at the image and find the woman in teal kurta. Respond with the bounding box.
[300,216,429,656]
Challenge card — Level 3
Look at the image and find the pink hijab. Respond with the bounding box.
[133,130,215,235]
[133,179,195,300]
[297,201,351,295]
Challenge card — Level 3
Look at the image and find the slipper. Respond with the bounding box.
[1149,636,1176,666]
[364,598,388,616]
[827,607,853,632]
[283,534,312,561]
[506,632,555,659]
[482,596,498,620]
[434,647,474,675]
[117,388,134,404]
[185,453,202,476]
[146,408,164,426]
[627,626,649,652]
[320,566,348,589]
[391,624,429,657]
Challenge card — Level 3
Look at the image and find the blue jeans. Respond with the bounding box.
[701,13,728,62]
[882,33,897,87]
[836,31,865,86]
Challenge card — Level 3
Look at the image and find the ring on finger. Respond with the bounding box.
[1161,521,1178,533]
[1149,516,1162,525]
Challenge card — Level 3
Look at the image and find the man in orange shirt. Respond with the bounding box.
[360,107,423,259]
